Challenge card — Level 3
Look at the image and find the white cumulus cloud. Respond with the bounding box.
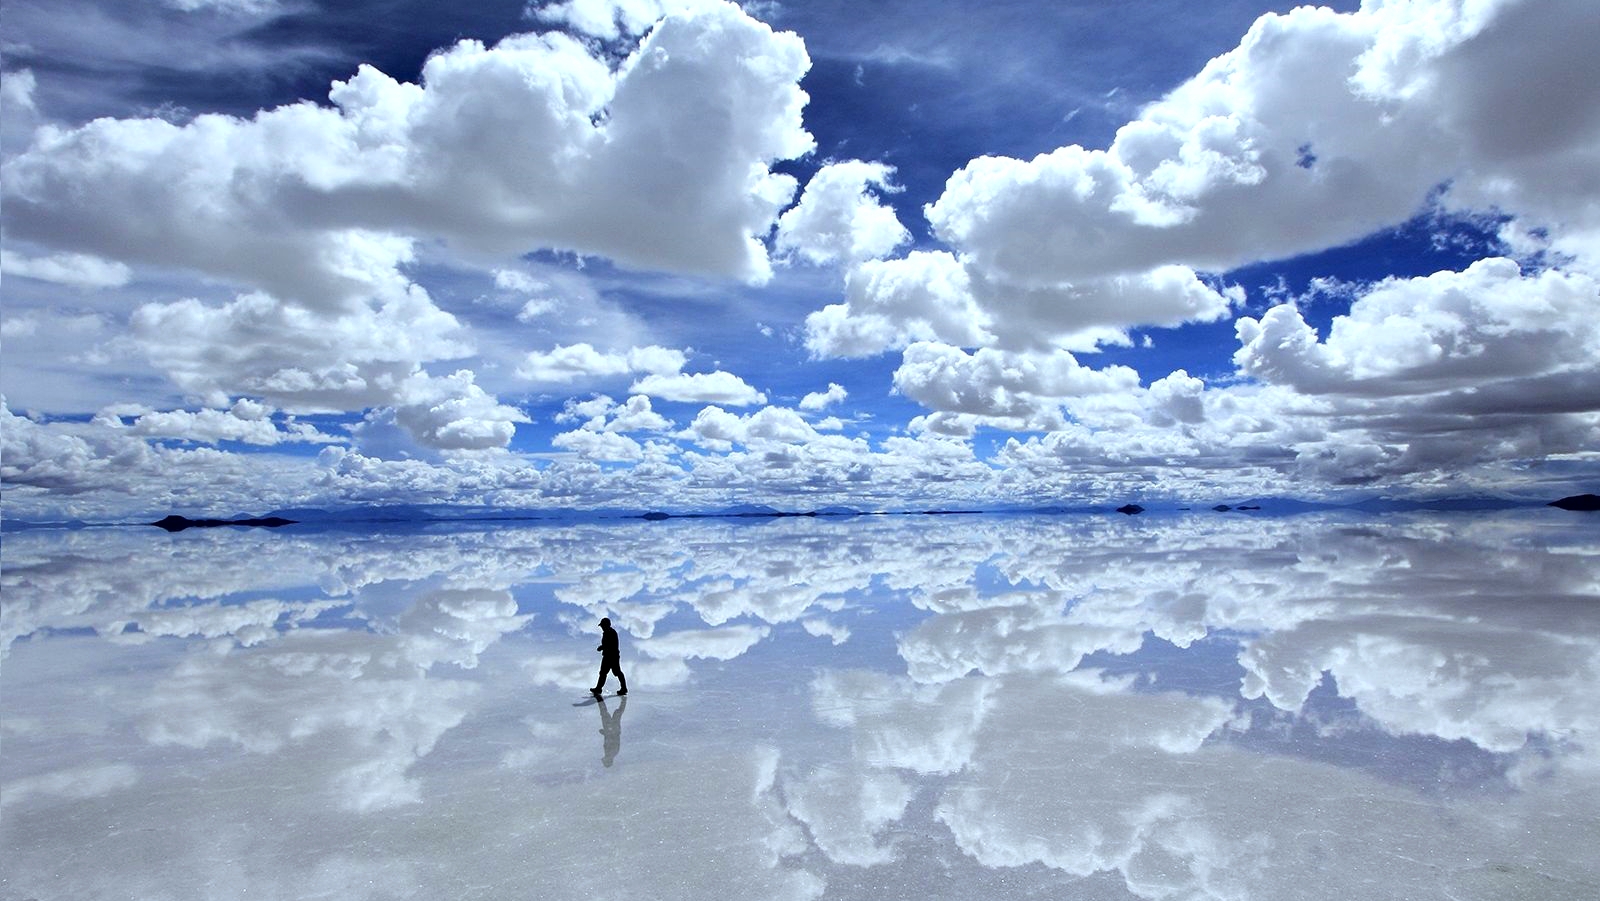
[1236,257,1600,397]
[517,343,688,384]
[893,342,1141,428]
[630,370,766,406]
[104,399,340,446]
[2,2,815,295]
[798,382,847,411]
[775,160,910,266]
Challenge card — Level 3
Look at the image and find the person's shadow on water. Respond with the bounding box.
[597,695,626,767]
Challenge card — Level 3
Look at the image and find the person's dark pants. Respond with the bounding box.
[595,658,626,693]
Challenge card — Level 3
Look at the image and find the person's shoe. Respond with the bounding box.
[590,688,602,696]
[617,689,627,696]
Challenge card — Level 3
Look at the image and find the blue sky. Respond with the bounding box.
[3,0,1598,518]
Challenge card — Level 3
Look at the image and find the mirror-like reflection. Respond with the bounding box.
[596,696,626,768]
[3,511,1599,899]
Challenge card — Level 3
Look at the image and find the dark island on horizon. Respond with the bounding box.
[150,514,298,532]
[1549,493,1600,511]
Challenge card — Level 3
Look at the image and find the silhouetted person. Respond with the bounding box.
[597,695,626,767]
[591,616,627,697]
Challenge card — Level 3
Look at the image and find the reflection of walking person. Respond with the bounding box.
[591,616,627,697]
[597,695,626,767]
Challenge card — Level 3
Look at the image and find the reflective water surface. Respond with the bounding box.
[3,511,1599,900]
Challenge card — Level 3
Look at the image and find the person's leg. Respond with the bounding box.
[594,661,609,692]
[616,665,627,694]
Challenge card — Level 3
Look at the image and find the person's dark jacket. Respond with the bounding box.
[597,623,619,661]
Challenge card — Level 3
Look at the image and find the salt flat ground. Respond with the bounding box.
[3,510,1598,900]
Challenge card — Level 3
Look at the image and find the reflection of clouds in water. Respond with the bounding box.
[8,512,1600,759]
[961,514,1600,765]
[801,617,851,645]
[805,662,1599,897]
[0,762,139,809]
[639,623,770,661]
[7,724,827,900]
[900,596,1147,683]
[1,529,330,655]
[521,647,599,689]
[110,597,341,647]
[0,515,996,654]
[402,747,826,901]
[811,670,993,775]
[0,526,557,657]
[785,767,914,866]
[1219,521,1600,770]
[555,568,649,607]
[5,512,1600,897]
[4,584,533,825]
[394,588,532,670]
[1,526,837,898]
[138,629,480,811]
[936,673,1234,871]
[1241,614,1600,753]
[788,515,1600,897]
[932,671,1599,900]
[639,518,994,627]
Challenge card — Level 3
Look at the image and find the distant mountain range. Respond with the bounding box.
[4,493,1597,532]
[169,493,1600,524]
[636,504,867,521]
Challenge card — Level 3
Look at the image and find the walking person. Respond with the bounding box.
[591,616,627,698]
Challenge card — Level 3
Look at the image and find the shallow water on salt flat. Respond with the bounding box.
[3,510,1599,900]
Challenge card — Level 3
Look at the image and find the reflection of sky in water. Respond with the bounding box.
[3,512,1599,899]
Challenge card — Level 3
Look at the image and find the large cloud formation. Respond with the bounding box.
[1,0,811,460]
[3,2,813,294]
[3,0,1600,519]
[806,0,1600,498]
[922,0,1600,281]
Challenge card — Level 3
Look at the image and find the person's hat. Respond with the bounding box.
[599,617,611,626]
